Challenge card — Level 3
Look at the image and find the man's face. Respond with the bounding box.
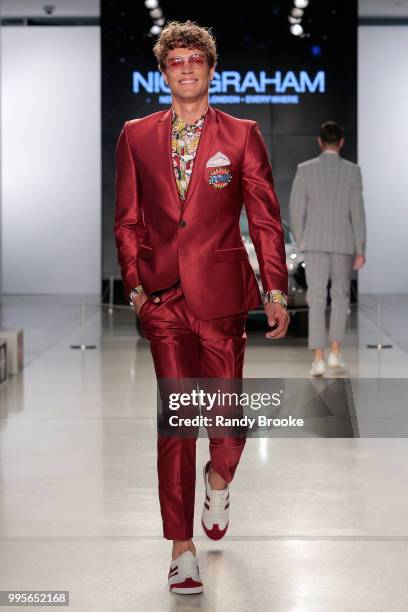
[162,47,214,101]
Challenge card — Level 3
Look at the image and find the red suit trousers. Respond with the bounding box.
[139,283,247,540]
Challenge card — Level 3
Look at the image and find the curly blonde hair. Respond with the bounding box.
[153,20,217,71]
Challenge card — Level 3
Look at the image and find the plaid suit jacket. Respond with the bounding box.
[289,151,366,255]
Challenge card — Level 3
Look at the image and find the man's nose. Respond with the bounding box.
[181,61,193,73]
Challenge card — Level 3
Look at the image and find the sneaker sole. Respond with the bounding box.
[170,586,203,594]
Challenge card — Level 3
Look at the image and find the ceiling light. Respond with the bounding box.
[290,23,304,36]
[150,8,162,19]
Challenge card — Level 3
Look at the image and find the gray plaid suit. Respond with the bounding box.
[289,151,366,349]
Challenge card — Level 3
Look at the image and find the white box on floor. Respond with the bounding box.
[0,329,23,375]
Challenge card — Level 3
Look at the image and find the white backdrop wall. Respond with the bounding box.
[1,26,101,294]
[358,26,408,294]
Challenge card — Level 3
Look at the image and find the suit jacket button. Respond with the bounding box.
[179,220,186,227]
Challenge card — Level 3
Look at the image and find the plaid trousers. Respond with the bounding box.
[303,251,354,349]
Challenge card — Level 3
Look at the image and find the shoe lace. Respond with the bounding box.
[179,552,199,579]
[210,488,228,521]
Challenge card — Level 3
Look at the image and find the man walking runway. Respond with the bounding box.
[114,20,289,593]
[289,121,366,376]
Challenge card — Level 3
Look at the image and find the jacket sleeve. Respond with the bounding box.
[113,122,144,299]
[241,122,288,296]
[350,165,366,256]
[288,165,307,247]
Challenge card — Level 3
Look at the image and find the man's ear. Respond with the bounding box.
[209,65,215,82]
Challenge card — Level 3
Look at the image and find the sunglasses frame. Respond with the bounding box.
[165,53,208,71]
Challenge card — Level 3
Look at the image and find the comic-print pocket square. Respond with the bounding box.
[206,151,231,168]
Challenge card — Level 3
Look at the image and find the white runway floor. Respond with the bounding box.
[1,294,408,611]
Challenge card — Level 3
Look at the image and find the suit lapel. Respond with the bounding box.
[157,108,182,210]
[182,106,219,210]
[157,106,220,211]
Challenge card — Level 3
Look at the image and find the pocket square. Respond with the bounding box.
[206,151,231,168]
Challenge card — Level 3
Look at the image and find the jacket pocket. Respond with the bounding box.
[215,246,249,261]
[138,244,154,260]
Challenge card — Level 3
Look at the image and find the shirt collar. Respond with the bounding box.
[171,108,208,133]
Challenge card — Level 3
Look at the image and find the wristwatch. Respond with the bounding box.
[129,285,144,306]
[263,289,288,308]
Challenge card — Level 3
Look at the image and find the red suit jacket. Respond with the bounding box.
[114,106,288,320]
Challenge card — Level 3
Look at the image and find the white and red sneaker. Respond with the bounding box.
[168,551,203,595]
[201,460,230,540]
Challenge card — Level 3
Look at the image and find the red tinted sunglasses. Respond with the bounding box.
[165,53,207,71]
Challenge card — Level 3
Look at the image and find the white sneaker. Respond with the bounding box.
[308,359,326,377]
[168,551,203,595]
[328,352,347,369]
[201,460,230,540]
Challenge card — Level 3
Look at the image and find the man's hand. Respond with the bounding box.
[132,292,160,316]
[265,302,290,339]
[353,255,366,270]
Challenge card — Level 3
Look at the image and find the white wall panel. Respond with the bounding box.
[358,26,408,293]
[1,27,100,294]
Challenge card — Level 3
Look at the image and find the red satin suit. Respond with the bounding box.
[114,106,288,539]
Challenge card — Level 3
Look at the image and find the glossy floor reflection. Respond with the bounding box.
[1,294,408,611]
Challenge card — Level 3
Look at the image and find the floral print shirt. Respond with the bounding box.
[171,109,206,200]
